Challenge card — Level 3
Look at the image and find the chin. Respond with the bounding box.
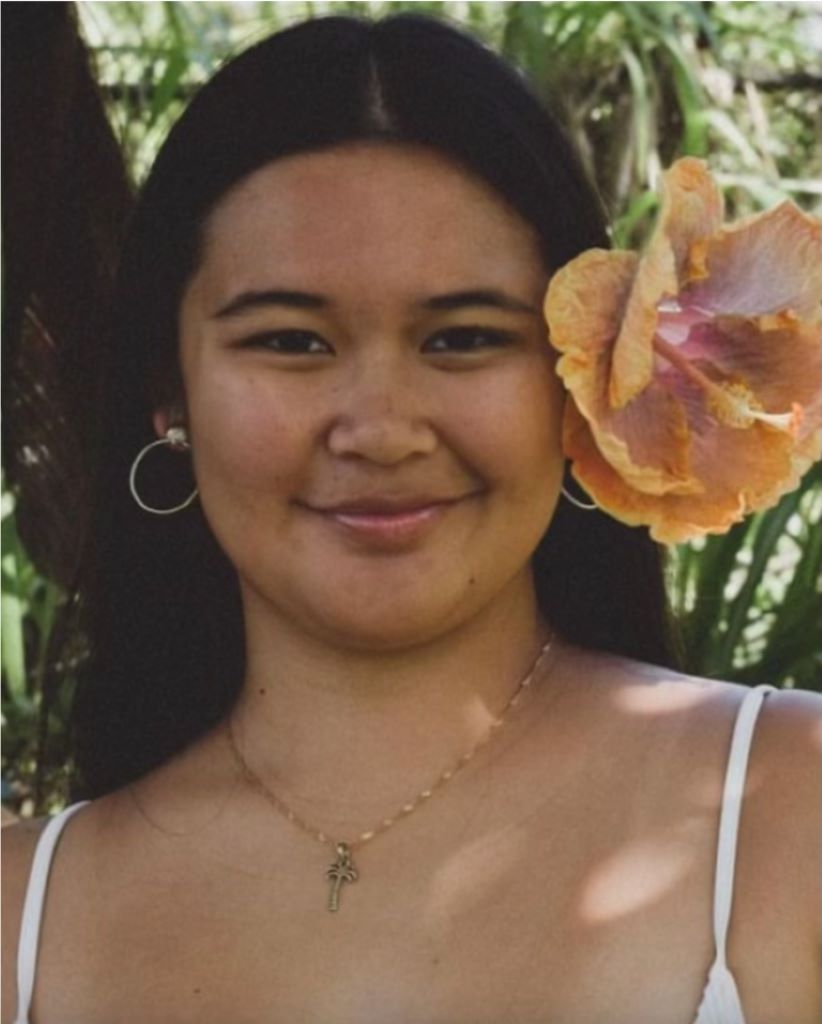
[240,555,535,653]
[303,602,467,653]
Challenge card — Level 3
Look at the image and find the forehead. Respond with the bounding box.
[196,143,544,297]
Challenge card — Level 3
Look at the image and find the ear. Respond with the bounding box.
[152,402,187,440]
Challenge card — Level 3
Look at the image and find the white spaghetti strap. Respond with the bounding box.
[14,801,90,1024]
[711,685,777,965]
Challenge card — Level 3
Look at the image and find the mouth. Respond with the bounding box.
[300,494,478,547]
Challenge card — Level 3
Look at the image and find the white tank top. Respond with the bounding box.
[13,684,777,1024]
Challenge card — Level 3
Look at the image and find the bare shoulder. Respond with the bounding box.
[609,648,821,785]
[751,681,822,762]
[568,647,821,979]
[562,646,820,884]
[715,679,820,1015]
[1,816,50,1024]
[563,642,821,747]
[735,682,821,932]
[746,681,822,835]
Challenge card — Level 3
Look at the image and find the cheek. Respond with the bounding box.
[185,373,309,504]
[452,367,565,492]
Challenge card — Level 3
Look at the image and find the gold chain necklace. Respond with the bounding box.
[225,637,553,912]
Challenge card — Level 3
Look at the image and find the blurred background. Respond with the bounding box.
[3,1,820,818]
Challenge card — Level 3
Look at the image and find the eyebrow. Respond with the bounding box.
[212,288,539,319]
[422,290,539,315]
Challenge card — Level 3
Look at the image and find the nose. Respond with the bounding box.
[326,359,438,466]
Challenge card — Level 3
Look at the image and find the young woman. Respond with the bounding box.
[3,14,819,1024]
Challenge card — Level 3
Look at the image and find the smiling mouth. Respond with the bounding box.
[301,495,477,546]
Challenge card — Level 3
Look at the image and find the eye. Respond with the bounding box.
[422,327,514,353]
[239,330,333,355]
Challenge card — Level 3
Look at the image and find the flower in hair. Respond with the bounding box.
[544,157,821,544]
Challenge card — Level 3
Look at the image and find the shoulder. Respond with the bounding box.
[564,643,821,750]
[561,646,820,858]
[738,685,821,1017]
[1,816,49,1024]
[614,652,821,789]
[733,683,821,944]
[573,647,821,927]
[743,682,821,832]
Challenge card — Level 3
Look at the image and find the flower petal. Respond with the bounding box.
[669,315,821,449]
[545,248,637,361]
[684,201,821,319]
[562,400,745,543]
[548,249,700,496]
[587,381,697,496]
[609,159,724,409]
[564,390,811,544]
[544,157,820,543]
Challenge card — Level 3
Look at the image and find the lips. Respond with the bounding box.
[313,496,460,515]
[301,493,475,546]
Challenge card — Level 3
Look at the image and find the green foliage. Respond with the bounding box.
[2,489,76,814]
[672,465,822,688]
[3,1,820,814]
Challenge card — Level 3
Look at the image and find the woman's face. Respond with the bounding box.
[171,142,565,649]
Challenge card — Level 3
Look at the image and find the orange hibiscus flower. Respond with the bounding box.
[545,157,821,544]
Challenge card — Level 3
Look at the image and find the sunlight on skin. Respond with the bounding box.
[421,678,775,935]
[423,816,700,934]
[424,822,530,925]
[579,825,697,925]
[614,678,716,715]
[584,676,740,815]
[612,680,773,810]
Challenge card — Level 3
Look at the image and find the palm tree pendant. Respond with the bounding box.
[326,842,359,911]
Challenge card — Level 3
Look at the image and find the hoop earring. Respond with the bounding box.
[560,484,598,512]
[129,426,199,515]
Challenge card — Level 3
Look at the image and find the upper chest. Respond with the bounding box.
[28,685,807,1024]
[35,805,716,1024]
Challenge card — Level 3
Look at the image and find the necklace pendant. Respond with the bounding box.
[325,842,359,912]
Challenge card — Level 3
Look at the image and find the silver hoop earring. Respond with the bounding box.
[129,426,199,515]
[560,485,598,512]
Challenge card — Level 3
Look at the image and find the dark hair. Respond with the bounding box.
[71,13,680,799]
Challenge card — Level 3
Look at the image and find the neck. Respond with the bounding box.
[228,581,558,837]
